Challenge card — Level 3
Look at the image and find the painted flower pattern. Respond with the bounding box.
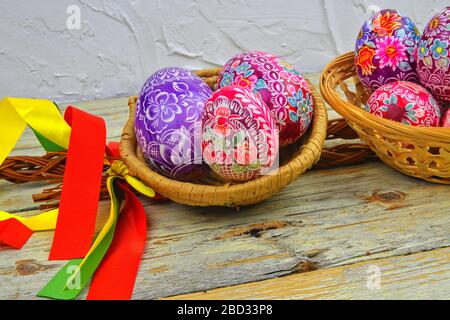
[418,40,429,59]
[135,67,212,180]
[209,105,240,136]
[430,39,449,59]
[219,71,234,87]
[372,11,402,36]
[366,80,441,127]
[287,89,313,129]
[417,7,450,103]
[423,9,450,38]
[355,9,420,91]
[356,46,376,75]
[217,51,314,146]
[357,22,372,48]
[146,91,182,125]
[375,36,407,70]
[202,86,278,182]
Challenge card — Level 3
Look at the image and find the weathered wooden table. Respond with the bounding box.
[1,74,449,300]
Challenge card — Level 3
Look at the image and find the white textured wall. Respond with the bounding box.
[0,0,448,103]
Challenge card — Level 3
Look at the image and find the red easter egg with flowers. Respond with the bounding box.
[201,85,278,182]
[217,51,314,147]
[366,80,441,126]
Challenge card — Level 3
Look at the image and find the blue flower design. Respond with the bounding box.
[356,21,371,48]
[383,93,398,107]
[418,40,429,59]
[288,89,312,123]
[220,71,234,87]
[235,62,251,75]
[430,39,449,59]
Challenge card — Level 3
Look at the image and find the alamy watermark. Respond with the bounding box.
[66,265,81,290]
[66,5,81,30]
[366,265,381,290]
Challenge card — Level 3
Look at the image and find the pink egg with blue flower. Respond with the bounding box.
[355,9,420,91]
[366,80,441,127]
[417,7,450,104]
[217,51,314,147]
[202,85,278,182]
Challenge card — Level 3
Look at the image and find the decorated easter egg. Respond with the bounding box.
[366,80,441,126]
[417,7,450,104]
[355,9,420,90]
[135,67,212,180]
[202,85,279,182]
[443,108,450,127]
[217,51,313,147]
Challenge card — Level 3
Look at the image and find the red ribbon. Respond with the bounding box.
[87,182,147,300]
[49,106,106,260]
[0,218,33,249]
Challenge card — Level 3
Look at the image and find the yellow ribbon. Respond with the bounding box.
[0,209,58,231]
[108,160,155,198]
[0,97,154,233]
[0,97,71,166]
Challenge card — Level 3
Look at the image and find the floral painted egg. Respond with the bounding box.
[417,7,450,104]
[135,67,212,180]
[355,9,420,90]
[202,85,279,182]
[366,80,441,126]
[217,51,313,147]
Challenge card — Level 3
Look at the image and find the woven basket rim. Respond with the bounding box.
[320,51,450,143]
[120,74,328,206]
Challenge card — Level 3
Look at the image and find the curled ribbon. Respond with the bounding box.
[0,97,154,300]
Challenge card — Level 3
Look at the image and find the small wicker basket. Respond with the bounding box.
[320,52,450,184]
[120,68,328,207]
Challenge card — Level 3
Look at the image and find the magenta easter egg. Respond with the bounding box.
[202,85,279,182]
[355,9,420,90]
[217,51,313,147]
[417,7,450,104]
[135,67,212,180]
[366,80,441,126]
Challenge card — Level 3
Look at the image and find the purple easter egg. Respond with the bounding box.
[135,67,212,180]
[417,7,450,104]
[355,9,420,91]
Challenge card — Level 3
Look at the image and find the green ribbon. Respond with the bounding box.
[38,177,123,300]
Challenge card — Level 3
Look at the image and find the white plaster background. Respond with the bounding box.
[0,0,448,103]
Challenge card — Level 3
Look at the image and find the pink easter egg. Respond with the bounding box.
[217,51,313,147]
[366,80,441,126]
[202,85,279,182]
[417,7,450,104]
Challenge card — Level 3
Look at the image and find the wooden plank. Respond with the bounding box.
[1,161,449,299]
[168,247,450,300]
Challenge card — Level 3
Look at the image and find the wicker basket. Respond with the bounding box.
[320,52,450,184]
[120,68,328,207]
